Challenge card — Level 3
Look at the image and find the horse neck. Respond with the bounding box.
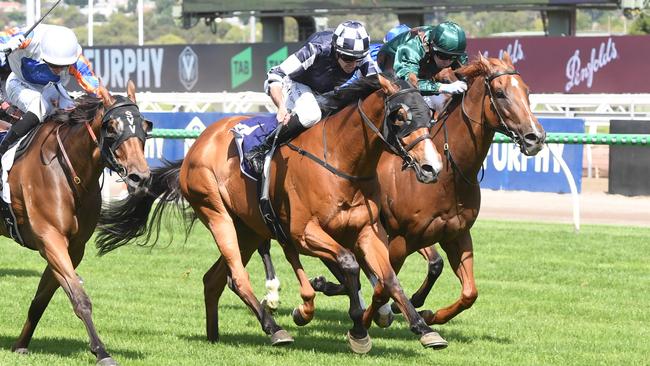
[56,114,104,189]
[440,76,496,175]
[320,91,386,178]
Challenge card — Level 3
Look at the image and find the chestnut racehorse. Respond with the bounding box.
[0,81,151,365]
[96,74,448,353]
[260,54,547,334]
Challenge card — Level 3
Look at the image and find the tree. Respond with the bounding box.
[630,13,650,34]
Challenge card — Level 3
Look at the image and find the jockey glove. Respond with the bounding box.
[0,111,39,155]
[438,80,468,95]
[0,34,26,54]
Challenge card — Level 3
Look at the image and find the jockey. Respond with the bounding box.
[0,24,100,158]
[377,21,469,110]
[244,20,379,175]
[343,23,410,86]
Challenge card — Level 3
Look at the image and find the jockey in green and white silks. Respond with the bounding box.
[378,21,469,111]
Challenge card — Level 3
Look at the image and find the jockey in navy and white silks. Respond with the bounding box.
[0,24,100,157]
[245,20,378,175]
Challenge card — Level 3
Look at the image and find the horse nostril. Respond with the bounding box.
[128,172,149,186]
[421,164,434,174]
[524,133,541,144]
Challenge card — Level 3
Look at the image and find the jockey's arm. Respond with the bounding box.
[393,45,441,95]
[69,54,100,96]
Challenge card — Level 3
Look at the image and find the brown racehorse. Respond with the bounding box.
[96,74,449,353]
[260,54,546,332]
[0,81,151,366]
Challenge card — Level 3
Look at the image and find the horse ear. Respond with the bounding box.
[378,73,399,95]
[97,85,115,107]
[501,51,514,68]
[477,52,490,68]
[126,80,137,103]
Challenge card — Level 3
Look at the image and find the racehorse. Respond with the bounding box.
[259,54,546,331]
[0,81,151,366]
[95,74,448,353]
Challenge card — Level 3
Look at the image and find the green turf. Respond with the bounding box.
[0,220,648,365]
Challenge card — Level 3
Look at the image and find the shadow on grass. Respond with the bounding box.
[0,268,41,278]
[0,335,145,360]
[179,331,424,357]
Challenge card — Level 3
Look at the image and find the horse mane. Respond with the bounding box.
[455,58,493,82]
[318,74,388,115]
[50,95,104,125]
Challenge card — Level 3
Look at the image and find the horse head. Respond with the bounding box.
[374,74,442,183]
[456,53,546,156]
[96,80,152,196]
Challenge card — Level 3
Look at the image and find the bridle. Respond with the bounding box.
[461,69,523,147]
[56,96,149,190]
[357,87,432,170]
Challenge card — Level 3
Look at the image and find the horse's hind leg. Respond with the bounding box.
[198,208,291,345]
[425,231,477,325]
[258,240,281,312]
[35,235,115,364]
[391,245,444,313]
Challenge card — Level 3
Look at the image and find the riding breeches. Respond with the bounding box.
[4,73,75,122]
[281,79,322,128]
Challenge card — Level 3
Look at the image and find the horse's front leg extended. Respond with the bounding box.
[39,234,116,365]
[426,231,477,325]
[357,224,448,350]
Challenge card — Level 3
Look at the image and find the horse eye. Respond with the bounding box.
[105,121,119,135]
[495,90,506,98]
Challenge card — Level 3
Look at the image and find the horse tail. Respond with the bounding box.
[96,159,196,255]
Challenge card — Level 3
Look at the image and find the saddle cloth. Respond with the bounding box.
[231,114,278,181]
[0,131,30,245]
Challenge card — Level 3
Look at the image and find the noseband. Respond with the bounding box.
[357,87,431,169]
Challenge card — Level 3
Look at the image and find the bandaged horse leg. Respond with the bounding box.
[258,240,281,312]
[357,225,447,349]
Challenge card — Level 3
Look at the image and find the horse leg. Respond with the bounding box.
[391,244,445,313]
[12,266,60,354]
[278,244,316,326]
[310,260,348,296]
[425,231,477,325]
[302,221,370,354]
[258,240,281,312]
[198,208,291,345]
[357,225,447,349]
[36,235,115,364]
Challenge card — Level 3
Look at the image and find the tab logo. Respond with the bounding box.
[266,46,287,72]
[231,47,252,89]
[179,46,198,91]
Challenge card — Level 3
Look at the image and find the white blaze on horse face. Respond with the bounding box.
[509,77,541,135]
[423,139,443,174]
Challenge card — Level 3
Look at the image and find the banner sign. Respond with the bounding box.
[480,118,585,193]
[80,35,649,94]
[143,113,584,193]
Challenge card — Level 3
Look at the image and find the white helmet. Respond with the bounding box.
[40,26,82,66]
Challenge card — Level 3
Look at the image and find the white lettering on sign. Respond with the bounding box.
[145,138,164,159]
[486,143,565,173]
[565,38,617,92]
[480,39,525,64]
[84,48,164,89]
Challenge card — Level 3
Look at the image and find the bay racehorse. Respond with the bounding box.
[259,54,546,333]
[0,81,151,366]
[95,74,448,353]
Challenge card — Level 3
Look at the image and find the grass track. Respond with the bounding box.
[0,220,648,365]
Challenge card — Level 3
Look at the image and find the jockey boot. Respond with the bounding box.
[0,111,40,159]
[245,114,307,176]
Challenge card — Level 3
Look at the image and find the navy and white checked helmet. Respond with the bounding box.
[332,21,370,59]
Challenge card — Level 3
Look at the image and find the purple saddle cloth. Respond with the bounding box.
[231,114,278,181]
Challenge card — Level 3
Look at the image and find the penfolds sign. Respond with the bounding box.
[468,35,648,93]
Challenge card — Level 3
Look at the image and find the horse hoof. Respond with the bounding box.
[292,307,311,326]
[13,347,28,355]
[97,356,119,366]
[347,331,372,354]
[270,330,294,346]
[420,331,448,350]
[373,308,394,328]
